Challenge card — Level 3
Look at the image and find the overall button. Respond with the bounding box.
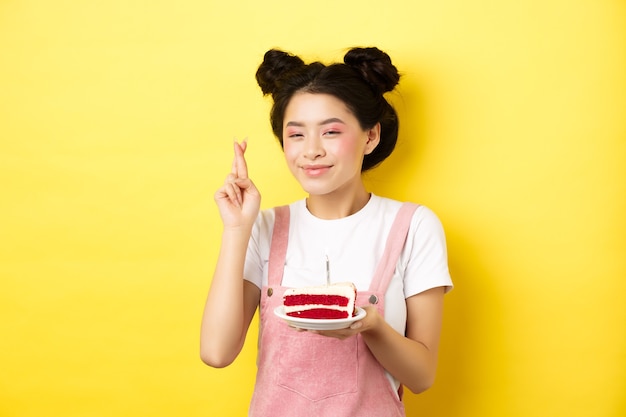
[369,294,378,304]
[267,288,273,297]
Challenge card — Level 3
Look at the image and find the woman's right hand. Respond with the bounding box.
[214,140,261,229]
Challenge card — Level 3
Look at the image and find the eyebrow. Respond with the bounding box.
[285,118,345,127]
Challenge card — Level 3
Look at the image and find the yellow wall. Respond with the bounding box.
[1,1,624,416]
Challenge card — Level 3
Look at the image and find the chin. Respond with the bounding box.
[300,183,335,196]
[302,187,331,196]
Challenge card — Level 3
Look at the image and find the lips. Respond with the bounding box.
[301,164,332,177]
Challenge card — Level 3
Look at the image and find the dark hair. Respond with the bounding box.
[255,47,400,172]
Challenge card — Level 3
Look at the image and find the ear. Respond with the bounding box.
[364,123,381,155]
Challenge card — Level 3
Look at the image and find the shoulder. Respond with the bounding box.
[410,205,446,236]
[371,195,443,226]
[372,196,447,245]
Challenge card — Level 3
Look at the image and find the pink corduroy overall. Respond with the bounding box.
[248,203,419,417]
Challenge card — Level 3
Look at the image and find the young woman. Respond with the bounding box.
[201,47,453,416]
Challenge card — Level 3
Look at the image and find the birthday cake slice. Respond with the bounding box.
[283,282,357,319]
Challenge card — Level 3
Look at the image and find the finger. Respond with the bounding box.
[226,176,243,207]
[231,141,239,175]
[228,184,243,207]
[349,321,363,330]
[234,140,249,180]
[220,183,239,208]
[289,325,306,332]
[215,183,239,208]
[222,173,242,204]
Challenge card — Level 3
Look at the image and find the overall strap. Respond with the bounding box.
[369,203,420,293]
[268,205,290,286]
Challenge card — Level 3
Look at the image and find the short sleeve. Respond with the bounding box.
[402,206,453,298]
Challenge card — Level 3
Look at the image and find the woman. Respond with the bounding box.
[201,47,453,416]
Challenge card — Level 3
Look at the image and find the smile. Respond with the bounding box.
[301,164,332,177]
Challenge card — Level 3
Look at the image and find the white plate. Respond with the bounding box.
[273,306,366,330]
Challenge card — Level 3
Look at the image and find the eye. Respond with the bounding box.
[323,129,341,136]
[286,130,304,140]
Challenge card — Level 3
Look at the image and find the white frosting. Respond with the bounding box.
[283,304,352,315]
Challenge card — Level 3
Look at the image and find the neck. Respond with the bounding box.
[305,187,371,219]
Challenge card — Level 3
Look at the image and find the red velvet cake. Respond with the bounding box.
[283,282,357,319]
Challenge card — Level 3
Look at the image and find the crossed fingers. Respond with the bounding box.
[225,140,248,207]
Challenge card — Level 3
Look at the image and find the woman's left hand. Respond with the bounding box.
[300,305,381,340]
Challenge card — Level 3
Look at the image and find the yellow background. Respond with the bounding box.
[1,1,625,416]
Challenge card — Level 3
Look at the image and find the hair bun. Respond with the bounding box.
[344,47,400,95]
[256,49,305,96]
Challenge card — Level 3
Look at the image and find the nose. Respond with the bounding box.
[303,136,325,160]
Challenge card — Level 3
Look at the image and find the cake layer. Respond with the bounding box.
[286,308,349,319]
[284,294,350,307]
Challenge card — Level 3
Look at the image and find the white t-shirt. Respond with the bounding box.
[244,194,453,393]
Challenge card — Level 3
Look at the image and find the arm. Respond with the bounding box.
[200,141,261,368]
[314,286,445,393]
[360,287,445,393]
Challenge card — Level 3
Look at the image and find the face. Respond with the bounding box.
[282,93,380,197]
